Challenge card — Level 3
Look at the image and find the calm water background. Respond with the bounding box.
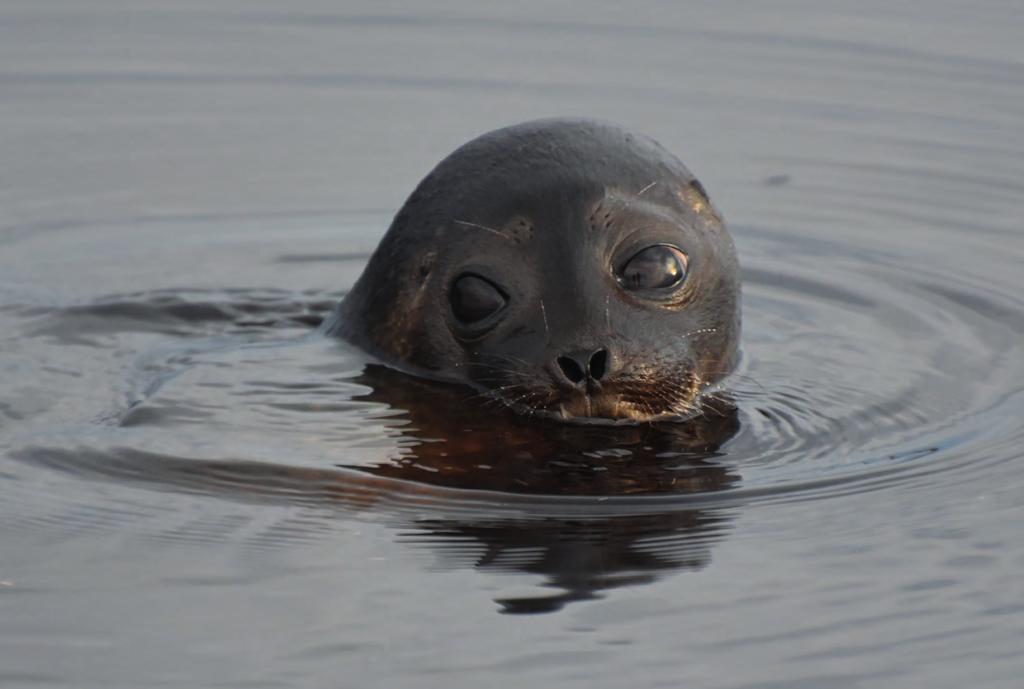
[2,2,1024,688]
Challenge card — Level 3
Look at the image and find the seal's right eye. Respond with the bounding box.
[449,274,507,324]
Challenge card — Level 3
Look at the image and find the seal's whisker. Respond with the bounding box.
[502,387,545,415]
[539,300,550,342]
[484,353,532,367]
[473,367,531,379]
[679,327,718,339]
[463,382,521,403]
[637,180,658,196]
[452,219,510,240]
[700,370,765,396]
[698,395,731,418]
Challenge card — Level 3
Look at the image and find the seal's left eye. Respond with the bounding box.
[449,274,507,324]
[618,245,689,291]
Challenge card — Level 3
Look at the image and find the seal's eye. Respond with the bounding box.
[449,273,507,324]
[618,245,689,291]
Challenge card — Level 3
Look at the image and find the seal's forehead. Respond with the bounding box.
[449,215,535,248]
[439,177,601,237]
[421,127,696,214]
[588,179,721,232]
[442,177,718,251]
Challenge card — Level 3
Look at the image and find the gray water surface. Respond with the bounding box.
[2,2,1024,688]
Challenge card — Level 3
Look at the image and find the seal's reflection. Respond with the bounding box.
[346,365,741,614]
[400,510,733,614]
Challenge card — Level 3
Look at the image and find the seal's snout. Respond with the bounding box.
[554,348,610,389]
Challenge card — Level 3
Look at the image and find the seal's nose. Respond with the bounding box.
[555,348,609,386]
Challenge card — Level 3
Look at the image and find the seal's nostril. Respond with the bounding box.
[589,349,608,381]
[556,356,586,384]
[556,349,609,385]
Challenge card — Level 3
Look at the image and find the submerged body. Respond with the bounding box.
[326,119,740,423]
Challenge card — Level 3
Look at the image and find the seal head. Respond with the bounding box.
[326,118,740,423]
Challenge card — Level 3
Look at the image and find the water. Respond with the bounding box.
[2,2,1023,687]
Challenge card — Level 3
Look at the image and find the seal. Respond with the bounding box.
[324,118,740,423]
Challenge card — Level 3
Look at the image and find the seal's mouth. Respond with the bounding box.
[483,378,707,425]
[542,398,703,425]
[548,392,696,425]
[467,357,713,425]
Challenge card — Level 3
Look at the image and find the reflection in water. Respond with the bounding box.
[347,364,742,614]
[13,235,1022,617]
[402,510,733,614]
[17,250,1024,616]
[347,365,741,495]
[18,360,742,614]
